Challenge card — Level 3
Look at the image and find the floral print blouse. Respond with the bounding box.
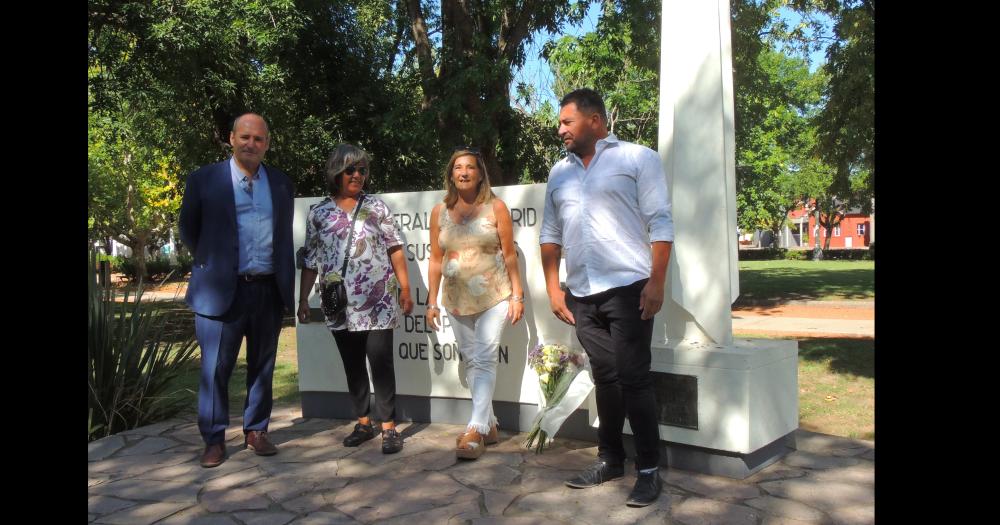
[304,193,406,331]
[437,200,512,316]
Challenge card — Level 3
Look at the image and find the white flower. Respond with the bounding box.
[467,275,488,296]
[443,259,460,278]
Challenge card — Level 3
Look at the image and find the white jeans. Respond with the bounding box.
[449,299,509,434]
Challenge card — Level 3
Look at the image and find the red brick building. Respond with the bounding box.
[787,204,871,249]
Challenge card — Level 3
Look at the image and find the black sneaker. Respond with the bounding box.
[381,428,404,454]
[343,422,376,447]
[626,469,663,507]
[564,460,625,488]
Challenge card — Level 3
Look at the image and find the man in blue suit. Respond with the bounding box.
[179,113,295,468]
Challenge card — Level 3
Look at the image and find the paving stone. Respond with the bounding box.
[116,419,188,437]
[830,446,872,458]
[132,460,256,484]
[262,440,356,464]
[471,518,572,525]
[118,437,181,456]
[745,496,826,522]
[512,480,669,525]
[451,463,521,490]
[400,449,458,472]
[489,434,535,454]
[200,486,272,512]
[257,459,341,479]
[86,415,872,525]
[232,511,297,525]
[523,445,598,471]
[156,506,239,525]
[269,405,303,420]
[664,469,761,502]
[89,478,200,504]
[283,418,338,433]
[287,510,361,525]
[204,466,269,490]
[759,478,873,514]
[281,491,338,514]
[761,517,826,525]
[827,505,875,525]
[332,457,397,479]
[806,463,874,485]
[164,425,207,446]
[163,443,206,455]
[88,451,195,478]
[745,466,808,484]
[516,466,581,493]
[483,489,519,516]
[89,476,112,488]
[376,500,482,525]
[332,471,479,522]
[94,502,191,525]
[249,474,350,502]
[345,435,440,466]
[783,451,860,470]
[89,436,127,461]
[671,497,760,525]
[792,431,873,457]
[88,496,136,515]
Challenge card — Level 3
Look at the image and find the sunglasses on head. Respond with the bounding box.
[342,166,368,176]
[453,145,481,156]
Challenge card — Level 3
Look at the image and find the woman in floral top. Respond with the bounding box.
[297,143,414,454]
[426,147,525,460]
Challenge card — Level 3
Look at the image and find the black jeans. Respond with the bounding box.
[331,328,397,422]
[567,278,661,470]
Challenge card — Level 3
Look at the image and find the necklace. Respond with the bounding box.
[453,203,480,225]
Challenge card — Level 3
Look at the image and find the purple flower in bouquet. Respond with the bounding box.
[523,342,589,453]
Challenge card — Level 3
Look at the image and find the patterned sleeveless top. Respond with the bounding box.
[438,201,512,316]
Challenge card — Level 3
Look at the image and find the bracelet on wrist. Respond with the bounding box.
[510,295,524,303]
[426,305,440,311]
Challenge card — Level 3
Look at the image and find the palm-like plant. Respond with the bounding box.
[88,249,198,441]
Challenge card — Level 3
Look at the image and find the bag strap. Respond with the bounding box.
[339,194,365,278]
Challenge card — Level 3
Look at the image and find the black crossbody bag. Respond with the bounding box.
[320,195,365,318]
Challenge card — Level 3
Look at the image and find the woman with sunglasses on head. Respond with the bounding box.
[298,143,414,454]
[426,146,525,460]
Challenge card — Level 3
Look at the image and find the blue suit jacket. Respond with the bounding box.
[179,160,295,317]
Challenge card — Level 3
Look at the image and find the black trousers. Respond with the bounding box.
[567,278,661,470]
[331,328,397,422]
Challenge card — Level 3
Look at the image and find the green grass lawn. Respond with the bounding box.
[738,260,874,303]
[166,325,301,416]
[796,337,874,440]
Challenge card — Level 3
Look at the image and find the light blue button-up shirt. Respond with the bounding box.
[229,156,274,275]
[540,134,674,297]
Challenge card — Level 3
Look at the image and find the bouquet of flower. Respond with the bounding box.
[523,342,594,453]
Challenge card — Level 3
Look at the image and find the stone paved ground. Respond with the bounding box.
[89,405,874,524]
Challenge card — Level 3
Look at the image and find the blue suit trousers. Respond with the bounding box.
[195,279,283,444]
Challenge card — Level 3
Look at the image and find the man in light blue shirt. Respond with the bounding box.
[180,113,296,468]
[540,88,673,507]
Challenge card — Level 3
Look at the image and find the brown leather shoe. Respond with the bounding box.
[200,443,227,468]
[244,430,278,456]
